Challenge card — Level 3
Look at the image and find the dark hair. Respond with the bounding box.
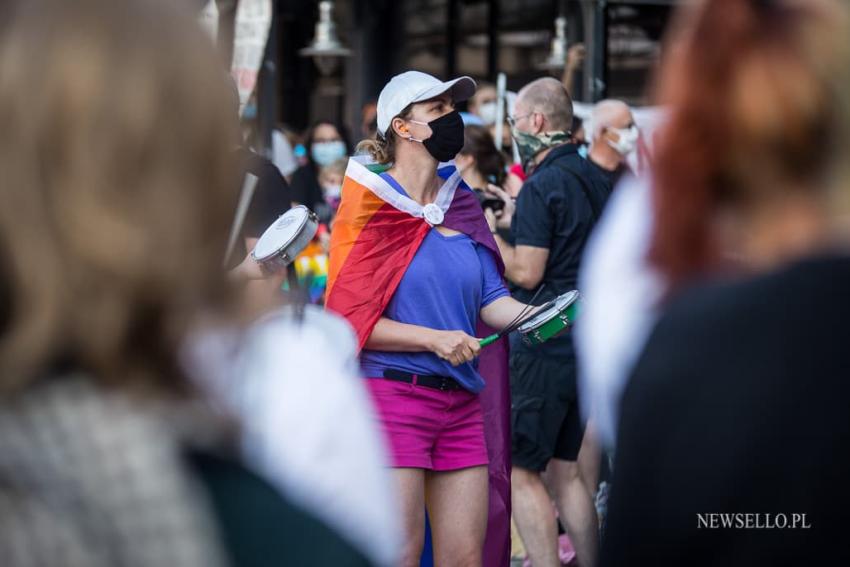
[305,121,351,169]
[459,125,506,186]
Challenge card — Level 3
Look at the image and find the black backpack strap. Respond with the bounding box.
[551,161,604,224]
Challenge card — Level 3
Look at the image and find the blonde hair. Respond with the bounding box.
[0,0,239,395]
[355,104,413,164]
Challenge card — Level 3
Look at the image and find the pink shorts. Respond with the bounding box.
[365,377,490,471]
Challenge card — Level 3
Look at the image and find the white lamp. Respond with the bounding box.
[299,1,351,75]
[537,16,569,71]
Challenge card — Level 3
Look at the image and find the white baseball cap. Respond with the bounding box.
[376,70,477,136]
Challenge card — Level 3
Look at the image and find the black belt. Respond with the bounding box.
[383,369,463,391]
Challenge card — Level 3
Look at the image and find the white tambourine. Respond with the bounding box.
[251,205,319,272]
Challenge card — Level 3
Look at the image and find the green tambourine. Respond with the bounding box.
[479,290,581,348]
[516,290,580,346]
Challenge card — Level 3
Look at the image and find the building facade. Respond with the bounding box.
[252,0,677,146]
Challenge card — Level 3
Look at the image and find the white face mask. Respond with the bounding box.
[477,101,498,125]
[606,124,639,156]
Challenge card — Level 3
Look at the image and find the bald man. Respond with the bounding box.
[486,77,609,567]
[587,99,638,187]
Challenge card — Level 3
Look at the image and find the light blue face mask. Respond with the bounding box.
[311,140,347,166]
[577,144,589,159]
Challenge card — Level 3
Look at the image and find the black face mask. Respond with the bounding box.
[409,110,465,163]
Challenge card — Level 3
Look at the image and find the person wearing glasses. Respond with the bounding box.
[485,77,611,567]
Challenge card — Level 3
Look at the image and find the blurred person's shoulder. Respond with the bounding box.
[610,255,850,567]
[0,376,231,567]
[225,306,400,566]
[189,451,374,567]
[237,147,288,187]
[658,254,850,332]
[633,253,850,389]
[618,253,850,490]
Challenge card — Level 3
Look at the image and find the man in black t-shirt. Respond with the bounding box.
[487,77,610,567]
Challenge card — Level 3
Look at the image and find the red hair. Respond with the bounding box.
[649,0,847,292]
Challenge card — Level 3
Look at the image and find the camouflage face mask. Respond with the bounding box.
[510,127,571,174]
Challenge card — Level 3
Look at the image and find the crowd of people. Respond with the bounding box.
[1,0,849,566]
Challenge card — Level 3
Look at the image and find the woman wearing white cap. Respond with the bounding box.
[327,71,541,566]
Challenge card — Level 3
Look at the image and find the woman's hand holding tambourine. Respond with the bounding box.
[428,330,482,366]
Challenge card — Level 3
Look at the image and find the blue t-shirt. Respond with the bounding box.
[360,173,509,393]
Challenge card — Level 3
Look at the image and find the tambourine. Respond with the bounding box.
[251,205,319,271]
[516,290,581,346]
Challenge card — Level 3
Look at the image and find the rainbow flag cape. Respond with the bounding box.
[327,155,512,566]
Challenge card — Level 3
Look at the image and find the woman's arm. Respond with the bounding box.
[480,295,545,331]
[364,318,437,352]
[364,317,482,367]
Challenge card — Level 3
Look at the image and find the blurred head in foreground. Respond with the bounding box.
[0,0,239,396]
[650,0,850,293]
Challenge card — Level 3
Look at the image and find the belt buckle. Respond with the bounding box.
[439,377,451,391]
